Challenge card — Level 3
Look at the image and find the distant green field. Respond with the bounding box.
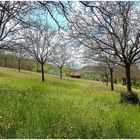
[0,67,140,139]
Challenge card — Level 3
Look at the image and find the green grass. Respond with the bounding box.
[0,67,140,139]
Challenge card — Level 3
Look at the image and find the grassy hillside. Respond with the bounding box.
[0,67,140,139]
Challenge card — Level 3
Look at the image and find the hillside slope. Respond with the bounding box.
[0,67,140,139]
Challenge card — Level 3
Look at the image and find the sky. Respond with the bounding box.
[47,10,68,30]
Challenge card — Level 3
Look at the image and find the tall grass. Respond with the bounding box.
[0,67,140,138]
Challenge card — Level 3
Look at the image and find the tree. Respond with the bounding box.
[84,40,118,90]
[0,50,11,68]
[12,46,27,72]
[98,53,117,90]
[0,2,30,42]
[23,26,56,82]
[68,1,140,92]
[51,40,71,78]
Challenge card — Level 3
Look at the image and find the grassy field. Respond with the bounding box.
[0,67,140,139]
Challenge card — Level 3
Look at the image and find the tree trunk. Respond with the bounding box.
[110,68,114,91]
[125,65,131,92]
[41,63,45,82]
[18,59,21,72]
[60,67,63,79]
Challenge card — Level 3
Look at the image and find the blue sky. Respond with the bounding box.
[23,3,69,30]
[47,10,68,30]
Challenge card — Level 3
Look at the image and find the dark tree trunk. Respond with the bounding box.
[60,67,63,79]
[18,59,21,72]
[120,65,140,105]
[41,63,45,82]
[4,56,7,67]
[110,68,114,91]
[125,65,131,92]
